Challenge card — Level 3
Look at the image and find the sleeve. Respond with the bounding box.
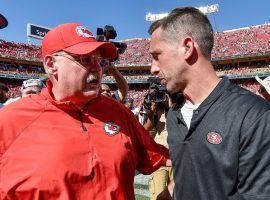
[237,110,270,199]
[130,112,169,175]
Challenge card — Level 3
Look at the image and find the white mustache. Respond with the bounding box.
[86,73,99,83]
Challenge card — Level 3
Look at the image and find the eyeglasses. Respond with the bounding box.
[24,89,41,95]
[101,89,111,93]
[53,53,110,68]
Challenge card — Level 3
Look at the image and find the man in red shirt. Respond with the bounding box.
[0,23,169,200]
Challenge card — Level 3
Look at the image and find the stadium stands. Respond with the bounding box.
[1,23,270,104]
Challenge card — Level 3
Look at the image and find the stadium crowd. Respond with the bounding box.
[0,24,270,66]
[1,23,270,105]
[0,61,45,77]
[0,39,41,61]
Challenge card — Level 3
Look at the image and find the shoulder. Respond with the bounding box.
[222,83,270,131]
[226,83,270,113]
[0,94,47,127]
[0,95,46,155]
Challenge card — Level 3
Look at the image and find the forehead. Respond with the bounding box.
[101,84,110,89]
[149,28,169,53]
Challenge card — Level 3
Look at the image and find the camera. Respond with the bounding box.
[96,25,127,62]
[143,77,167,110]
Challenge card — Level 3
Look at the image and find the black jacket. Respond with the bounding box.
[167,78,270,200]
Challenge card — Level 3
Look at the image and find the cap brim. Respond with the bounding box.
[63,41,117,60]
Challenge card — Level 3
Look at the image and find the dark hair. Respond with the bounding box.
[148,18,164,35]
[148,7,214,58]
[0,83,8,92]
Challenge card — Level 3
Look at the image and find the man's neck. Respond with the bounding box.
[183,73,220,105]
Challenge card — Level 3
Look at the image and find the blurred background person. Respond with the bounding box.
[255,75,270,102]
[143,84,174,200]
[124,97,138,113]
[100,64,128,103]
[4,79,43,105]
[20,79,43,97]
[0,83,9,105]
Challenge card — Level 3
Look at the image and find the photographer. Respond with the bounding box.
[98,25,128,103]
[143,84,174,200]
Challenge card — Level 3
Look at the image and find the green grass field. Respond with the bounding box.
[134,183,150,200]
[134,183,149,190]
[135,194,150,200]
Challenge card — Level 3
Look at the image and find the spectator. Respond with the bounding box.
[255,75,270,102]
[20,78,43,97]
[4,79,44,105]
[124,97,140,116]
[102,65,129,103]
[0,22,169,200]
[149,7,270,200]
[0,82,9,104]
[143,95,174,200]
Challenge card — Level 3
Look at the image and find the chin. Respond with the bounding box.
[166,85,179,94]
[82,90,99,100]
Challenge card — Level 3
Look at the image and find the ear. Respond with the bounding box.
[181,37,195,61]
[43,55,58,76]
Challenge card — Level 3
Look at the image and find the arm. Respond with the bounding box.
[129,111,169,175]
[143,102,158,131]
[237,110,270,199]
[107,65,128,103]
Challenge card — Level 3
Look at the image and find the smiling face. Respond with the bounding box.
[149,27,187,94]
[45,49,104,105]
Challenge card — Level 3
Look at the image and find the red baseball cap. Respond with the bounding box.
[41,23,117,59]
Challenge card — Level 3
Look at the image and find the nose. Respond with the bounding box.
[89,61,102,72]
[150,61,160,75]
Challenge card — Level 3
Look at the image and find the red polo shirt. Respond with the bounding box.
[0,83,169,200]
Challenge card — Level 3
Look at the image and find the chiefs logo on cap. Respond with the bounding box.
[104,122,120,136]
[76,26,95,38]
[207,132,222,144]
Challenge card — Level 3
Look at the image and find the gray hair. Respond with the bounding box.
[148,7,214,58]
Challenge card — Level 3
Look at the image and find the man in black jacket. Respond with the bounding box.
[148,7,270,200]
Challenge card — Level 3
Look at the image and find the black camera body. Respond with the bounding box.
[96,25,127,62]
[147,84,167,103]
[143,77,167,110]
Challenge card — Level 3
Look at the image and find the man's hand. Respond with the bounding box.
[150,102,158,112]
[165,159,172,167]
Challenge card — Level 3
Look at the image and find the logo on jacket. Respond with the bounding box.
[76,26,95,38]
[104,122,120,136]
[207,132,222,144]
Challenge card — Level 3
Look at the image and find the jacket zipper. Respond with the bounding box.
[79,112,88,132]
